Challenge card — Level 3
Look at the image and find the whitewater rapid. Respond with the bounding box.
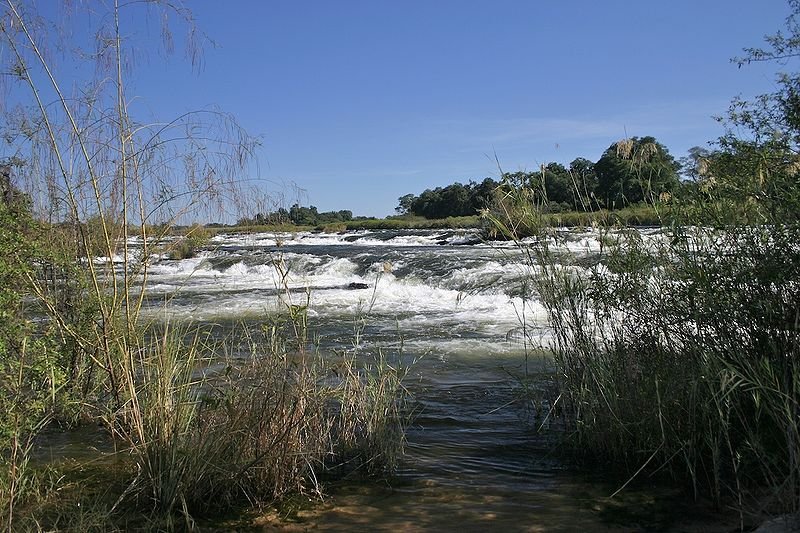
[130,227,656,356]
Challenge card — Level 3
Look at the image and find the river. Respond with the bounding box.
[131,228,730,531]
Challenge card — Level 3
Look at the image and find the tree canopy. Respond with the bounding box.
[594,136,681,208]
[237,205,354,226]
[395,137,682,218]
[395,179,499,218]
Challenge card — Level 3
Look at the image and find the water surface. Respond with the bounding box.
[131,228,728,531]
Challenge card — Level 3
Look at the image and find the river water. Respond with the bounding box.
[133,228,729,531]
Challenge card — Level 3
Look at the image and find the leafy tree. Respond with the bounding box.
[678,146,713,182]
[594,136,681,207]
[417,188,443,218]
[396,194,416,215]
[541,163,573,209]
[289,204,319,225]
[691,2,800,224]
[568,157,598,210]
[440,182,472,216]
[469,178,500,212]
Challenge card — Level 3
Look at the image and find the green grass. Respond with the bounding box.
[493,166,800,521]
[201,208,663,237]
[540,204,664,228]
[342,215,482,230]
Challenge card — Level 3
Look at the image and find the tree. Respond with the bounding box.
[289,204,319,225]
[569,157,598,210]
[0,3,257,516]
[396,193,416,215]
[541,163,572,208]
[594,136,681,208]
[440,182,472,216]
[470,178,499,212]
[696,1,800,223]
[678,146,713,182]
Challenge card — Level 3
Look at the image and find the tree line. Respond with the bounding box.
[396,135,688,219]
[237,204,356,226]
[236,135,692,225]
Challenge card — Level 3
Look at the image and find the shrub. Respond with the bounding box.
[106,319,409,526]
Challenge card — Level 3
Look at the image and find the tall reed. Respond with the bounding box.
[488,140,800,522]
[0,3,409,529]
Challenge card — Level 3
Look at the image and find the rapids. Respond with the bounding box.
[128,228,727,531]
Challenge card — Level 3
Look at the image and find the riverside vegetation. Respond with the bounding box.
[486,5,800,527]
[2,1,800,532]
[0,2,408,530]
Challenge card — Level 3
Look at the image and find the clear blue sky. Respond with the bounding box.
[128,1,791,218]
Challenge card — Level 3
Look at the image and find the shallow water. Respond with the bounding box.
[121,228,732,530]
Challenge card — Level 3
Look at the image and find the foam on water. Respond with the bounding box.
[137,240,547,339]
[135,229,620,348]
[206,230,485,250]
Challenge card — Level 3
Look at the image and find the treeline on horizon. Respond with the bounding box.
[396,135,696,219]
[234,135,705,226]
[235,204,367,227]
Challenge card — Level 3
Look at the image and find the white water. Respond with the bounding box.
[132,228,642,349]
[124,227,725,530]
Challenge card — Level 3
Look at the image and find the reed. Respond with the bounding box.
[5,311,409,530]
[106,325,407,526]
[490,138,800,521]
[0,3,410,529]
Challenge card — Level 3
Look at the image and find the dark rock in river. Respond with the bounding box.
[347,282,370,290]
[435,231,482,246]
[448,236,482,246]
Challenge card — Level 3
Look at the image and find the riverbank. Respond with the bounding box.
[190,205,663,237]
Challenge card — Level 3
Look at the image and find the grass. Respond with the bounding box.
[4,314,410,530]
[540,204,664,228]
[341,215,482,230]
[0,210,410,529]
[490,149,800,524]
[195,207,664,238]
[205,215,483,234]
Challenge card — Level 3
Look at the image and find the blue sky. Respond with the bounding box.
[127,1,791,218]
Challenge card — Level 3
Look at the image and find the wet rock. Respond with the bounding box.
[347,282,370,290]
[449,236,482,246]
[435,232,482,246]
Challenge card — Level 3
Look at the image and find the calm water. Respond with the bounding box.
[120,228,726,531]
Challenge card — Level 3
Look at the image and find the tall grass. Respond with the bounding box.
[109,323,408,526]
[0,3,410,529]
[489,140,800,522]
[6,313,409,529]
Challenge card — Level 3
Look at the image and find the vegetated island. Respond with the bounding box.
[205,135,689,235]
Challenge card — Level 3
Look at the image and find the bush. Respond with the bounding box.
[105,318,409,526]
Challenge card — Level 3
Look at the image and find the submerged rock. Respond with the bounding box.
[347,282,370,290]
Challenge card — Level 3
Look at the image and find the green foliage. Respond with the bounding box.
[0,188,81,527]
[502,159,600,214]
[239,205,354,227]
[398,136,681,219]
[594,136,681,208]
[319,222,347,233]
[346,214,481,230]
[542,205,664,228]
[0,0,259,525]
[104,290,409,525]
[168,224,212,259]
[396,178,499,218]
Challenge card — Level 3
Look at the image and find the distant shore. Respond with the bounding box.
[190,205,663,236]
